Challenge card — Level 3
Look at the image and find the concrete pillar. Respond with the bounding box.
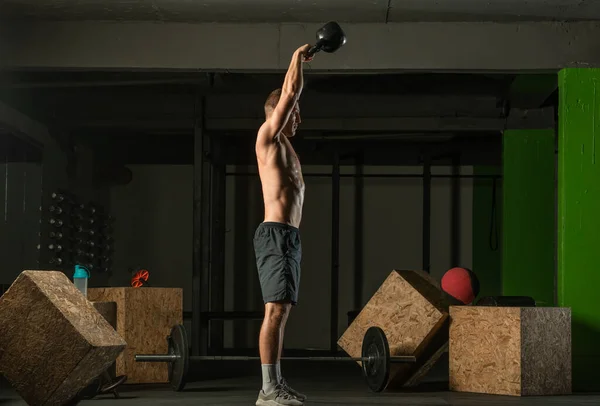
[502,129,555,305]
[558,68,600,391]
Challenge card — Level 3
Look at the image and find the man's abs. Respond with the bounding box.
[259,168,305,227]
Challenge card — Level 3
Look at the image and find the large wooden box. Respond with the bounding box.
[0,271,126,405]
[338,270,449,389]
[449,306,571,396]
[88,287,183,384]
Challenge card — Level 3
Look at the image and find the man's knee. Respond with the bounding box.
[264,301,291,325]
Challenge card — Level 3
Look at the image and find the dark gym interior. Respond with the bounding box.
[1,2,600,405]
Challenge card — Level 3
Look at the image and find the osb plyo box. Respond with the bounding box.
[338,270,449,389]
[88,287,183,384]
[0,271,126,405]
[449,306,571,396]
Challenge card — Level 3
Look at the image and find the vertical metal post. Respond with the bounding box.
[193,96,210,356]
[331,147,341,352]
[422,153,431,273]
[451,154,461,266]
[353,152,364,310]
[209,134,226,353]
[232,166,250,348]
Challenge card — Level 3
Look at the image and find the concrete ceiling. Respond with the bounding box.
[1,0,598,22]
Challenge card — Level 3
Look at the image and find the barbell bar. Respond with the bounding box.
[136,354,416,363]
[135,324,415,393]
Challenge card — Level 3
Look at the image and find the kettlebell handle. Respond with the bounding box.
[306,40,325,57]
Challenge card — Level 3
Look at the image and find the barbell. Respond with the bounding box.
[135,324,415,393]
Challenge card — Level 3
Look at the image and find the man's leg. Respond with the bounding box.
[275,308,307,402]
[256,301,302,405]
[276,306,291,382]
[259,301,291,394]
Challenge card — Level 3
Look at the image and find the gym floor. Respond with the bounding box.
[1,357,598,405]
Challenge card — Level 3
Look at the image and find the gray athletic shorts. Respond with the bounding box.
[253,222,302,305]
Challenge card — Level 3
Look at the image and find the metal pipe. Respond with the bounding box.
[209,135,226,352]
[451,154,461,266]
[135,354,417,363]
[422,154,431,273]
[331,148,341,353]
[354,153,364,310]
[137,354,180,362]
[225,172,501,179]
[193,95,210,356]
[1,78,208,89]
[203,311,264,320]
[184,311,267,320]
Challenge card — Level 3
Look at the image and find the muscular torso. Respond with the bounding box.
[256,135,305,228]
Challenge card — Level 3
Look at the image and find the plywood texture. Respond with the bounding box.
[338,270,449,389]
[0,271,126,406]
[87,287,183,384]
[449,306,571,396]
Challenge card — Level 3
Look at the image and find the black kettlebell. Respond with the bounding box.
[307,21,347,57]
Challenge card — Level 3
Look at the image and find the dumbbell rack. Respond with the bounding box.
[39,190,115,275]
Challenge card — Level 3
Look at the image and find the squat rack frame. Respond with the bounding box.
[191,102,502,355]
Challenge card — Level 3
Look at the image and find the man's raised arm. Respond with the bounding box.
[258,44,312,144]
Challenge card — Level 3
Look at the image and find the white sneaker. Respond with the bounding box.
[255,384,304,406]
[281,378,307,401]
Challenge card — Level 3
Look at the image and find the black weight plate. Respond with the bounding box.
[167,324,189,391]
[361,326,390,392]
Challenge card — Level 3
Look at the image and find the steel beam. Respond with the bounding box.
[64,113,554,132]
[209,134,226,352]
[2,22,600,71]
[192,96,211,356]
[422,153,431,273]
[331,147,341,352]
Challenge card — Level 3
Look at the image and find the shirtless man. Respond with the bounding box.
[253,44,312,406]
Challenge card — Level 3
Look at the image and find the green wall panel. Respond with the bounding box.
[502,129,555,306]
[558,68,600,391]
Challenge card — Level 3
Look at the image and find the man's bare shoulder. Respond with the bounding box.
[257,120,282,145]
[256,122,281,161]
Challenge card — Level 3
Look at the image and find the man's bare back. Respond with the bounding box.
[256,128,305,228]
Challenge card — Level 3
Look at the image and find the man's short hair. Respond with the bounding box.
[264,88,282,118]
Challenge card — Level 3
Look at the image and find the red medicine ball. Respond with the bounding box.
[441,267,480,305]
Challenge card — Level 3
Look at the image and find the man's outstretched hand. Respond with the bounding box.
[297,44,314,63]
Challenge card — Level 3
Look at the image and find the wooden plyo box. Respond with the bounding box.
[88,287,183,384]
[338,270,449,389]
[0,271,126,405]
[449,306,572,396]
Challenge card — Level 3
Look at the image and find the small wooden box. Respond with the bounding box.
[338,270,449,389]
[0,271,126,405]
[449,306,571,396]
[88,287,183,384]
